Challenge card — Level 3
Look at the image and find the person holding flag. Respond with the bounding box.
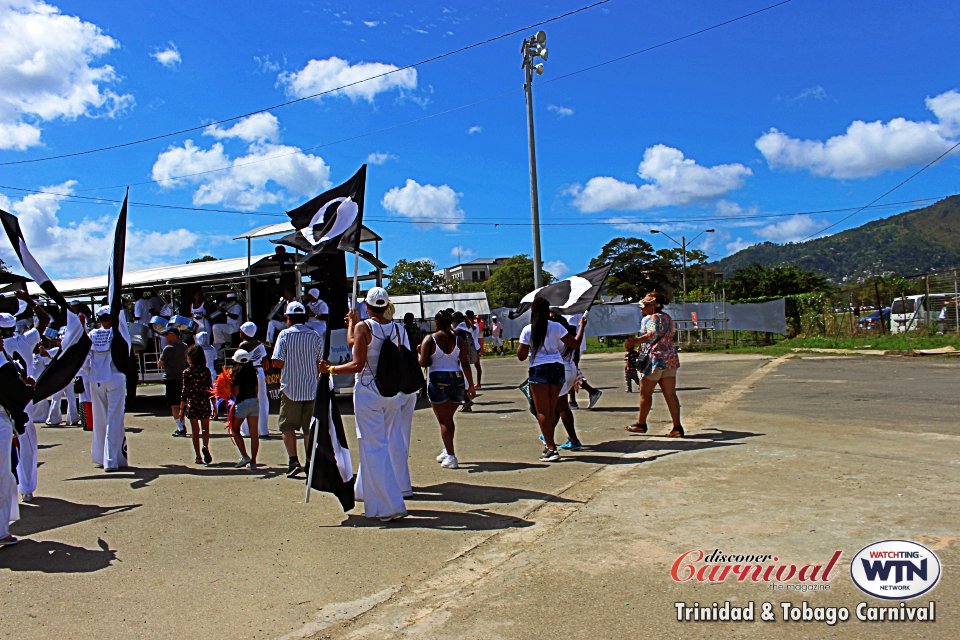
[86,307,128,470]
[0,342,32,547]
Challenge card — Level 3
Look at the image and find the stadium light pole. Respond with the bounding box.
[650,228,715,299]
[522,30,548,288]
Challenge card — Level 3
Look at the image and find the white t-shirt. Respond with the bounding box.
[455,322,481,350]
[519,320,568,367]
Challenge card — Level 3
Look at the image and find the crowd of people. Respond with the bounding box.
[1,280,684,543]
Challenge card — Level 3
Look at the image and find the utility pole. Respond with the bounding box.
[522,31,548,289]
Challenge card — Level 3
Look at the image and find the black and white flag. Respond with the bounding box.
[306,320,355,511]
[287,164,366,254]
[509,263,613,319]
[109,192,132,371]
[0,208,92,402]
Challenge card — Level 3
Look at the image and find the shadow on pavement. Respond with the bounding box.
[410,481,579,506]
[463,461,551,473]
[11,497,140,537]
[1,537,117,573]
[338,508,534,531]
[68,462,286,489]
[565,428,764,466]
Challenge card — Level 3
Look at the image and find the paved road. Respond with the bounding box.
[2,353,957,639]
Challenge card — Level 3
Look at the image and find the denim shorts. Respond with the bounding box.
[528,362,565,386]
[234,397,259,419]
[428,371,466,404]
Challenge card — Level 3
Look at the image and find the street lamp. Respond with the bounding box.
[521,30,548,288]
[650,228,715,299]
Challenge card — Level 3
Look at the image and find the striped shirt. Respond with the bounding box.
[272,323,323,401]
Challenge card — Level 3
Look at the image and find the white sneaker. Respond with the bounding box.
[441,455,459,469]
[436,449,449,463]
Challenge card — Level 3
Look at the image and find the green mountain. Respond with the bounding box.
[713,195,960,281]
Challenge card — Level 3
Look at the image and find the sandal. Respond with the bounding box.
[625,422,648,433]
[665,425,685,438]
[194,456,203,465]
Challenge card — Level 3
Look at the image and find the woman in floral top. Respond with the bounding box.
[624,291,684,437]
[179,344,214,465]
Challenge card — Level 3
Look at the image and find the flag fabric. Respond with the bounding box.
[287,164,366,254]
[109,192,132,371]
[0,208,92,402]
[509,263,614,319]
[306,320,355,511]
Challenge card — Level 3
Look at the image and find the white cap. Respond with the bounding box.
[285,301,306,315]
[0,313,15,329]
[240,321,257,337]
[307,287,320,300]
[365,286,390,309]
[232,349,251,363]
[95,306,111,318]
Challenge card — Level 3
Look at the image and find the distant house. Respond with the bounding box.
[435,257,509,285]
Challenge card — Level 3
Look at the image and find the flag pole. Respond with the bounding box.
[305,306,335,503]
[351,251,361,310]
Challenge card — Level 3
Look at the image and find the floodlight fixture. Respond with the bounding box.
[535,63,544,75]
[535,30,546,44]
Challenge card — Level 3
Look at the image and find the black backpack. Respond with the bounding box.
[370,321,424,397]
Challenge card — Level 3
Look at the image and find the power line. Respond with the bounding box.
[66,0,798,195]
[801,141,960,241]
[0,0,612,167]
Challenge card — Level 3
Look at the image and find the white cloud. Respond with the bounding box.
[544,260,569,278]
[450,245,475,260]
[467,125,482,135]
[254,55,281,74]
[757,89,960,179]
[382,179,464,230]
[366,151,397,165]
[725,237,754,254]
[0,0,134,150]
[0,181,201,277]
[363,20,380,27]
[151,42,181,69]
[204,112,280,143]
[571,145,752,213]
[548,104,574,117]
[152,113,331,210]
[278,56,417,103]
[778,85,831,105]
[754,215,823,243]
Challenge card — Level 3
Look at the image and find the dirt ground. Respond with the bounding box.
[2,352,957,639]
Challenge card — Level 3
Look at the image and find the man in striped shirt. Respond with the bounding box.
[271,301,323,478]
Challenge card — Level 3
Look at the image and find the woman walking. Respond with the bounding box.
[227,350,261,469]
[179,345,213,465]
[418,310,475,469]
[517,296,586,462]
[320,287,408,522]
[625,291,684,437]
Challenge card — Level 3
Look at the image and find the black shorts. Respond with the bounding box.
[164,379,183,405]
[528,362,565,386]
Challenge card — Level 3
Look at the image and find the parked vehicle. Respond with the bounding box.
[857,307,890,330]
[890,294,955,333]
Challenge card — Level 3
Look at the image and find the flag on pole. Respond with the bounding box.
[0,208,92,402]
[509,263,613,319]
[109,191,132,371]
[305,320,355,511]
[287,164,366,254]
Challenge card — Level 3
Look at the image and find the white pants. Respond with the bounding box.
[78,373,92,403]
[391,393,416,495]
[91,374,128,470]
[16,404,37,494]
[1,416,18,537]
[212,323,237,347]
[353,384,406,518]
[267,319,285,345]
[32,399,50,423]
[47,384,81,425]
[240,367,269,436]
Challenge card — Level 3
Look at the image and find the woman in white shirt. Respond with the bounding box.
[517,296,586,462]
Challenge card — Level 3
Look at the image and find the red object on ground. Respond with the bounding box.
[83,401,93,432]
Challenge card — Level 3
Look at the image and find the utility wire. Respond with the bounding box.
[801,141,960,240]
[0,0,612,167]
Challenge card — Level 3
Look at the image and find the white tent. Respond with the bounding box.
[390,292,490,320]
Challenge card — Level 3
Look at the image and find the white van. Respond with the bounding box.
[890,294,955,333]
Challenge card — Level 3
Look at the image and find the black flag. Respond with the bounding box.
[109,191,132,371]
[509,263,613,319]
[287,164,366,254]
[0,208,92,401]
[306,321,355,512]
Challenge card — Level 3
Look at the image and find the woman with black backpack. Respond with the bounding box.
[321,287,410,522]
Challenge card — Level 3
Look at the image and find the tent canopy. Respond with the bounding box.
[234,222,382,243]
[390,292,490,320]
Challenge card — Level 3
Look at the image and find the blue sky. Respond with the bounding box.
[1,0,959,279]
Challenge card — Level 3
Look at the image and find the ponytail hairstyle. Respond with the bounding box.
[529,295,551,359]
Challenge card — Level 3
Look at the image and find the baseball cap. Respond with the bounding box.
[285,301,306,315]
[95,306,111,318]
[232,349,251,363]
[240,321,257,337]
[365,286,390,309]
[307,287,320,300]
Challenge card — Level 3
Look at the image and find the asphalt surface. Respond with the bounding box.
[2,352,957,639]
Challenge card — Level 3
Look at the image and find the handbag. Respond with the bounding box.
[637,321,669,372]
